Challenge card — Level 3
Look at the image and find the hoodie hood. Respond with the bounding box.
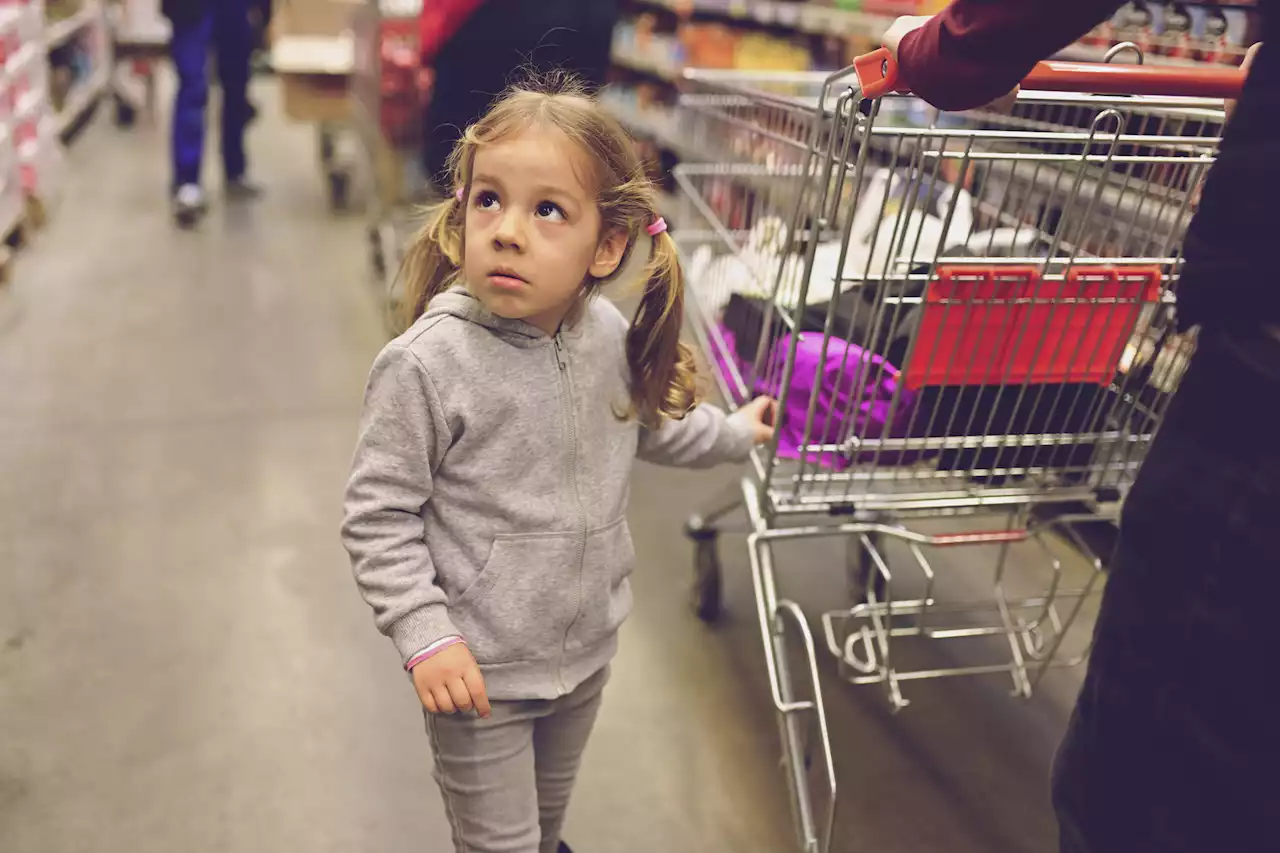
[424,285,588,346]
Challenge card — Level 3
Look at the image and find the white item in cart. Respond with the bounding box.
[791,169,976,308]
[276,0,363,38]
[689,169,986,315]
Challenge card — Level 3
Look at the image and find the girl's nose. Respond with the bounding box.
[493,210,525,250]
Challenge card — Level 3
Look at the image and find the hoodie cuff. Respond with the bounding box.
[388,605,461,666]
[723,410,757,462]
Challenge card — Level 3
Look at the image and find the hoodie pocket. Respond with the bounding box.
[566,517,637,652]
[451,531,579,665]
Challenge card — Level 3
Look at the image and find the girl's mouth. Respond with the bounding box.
[488,269,529,290]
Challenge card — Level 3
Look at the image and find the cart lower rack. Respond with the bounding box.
[672,51,1242,853]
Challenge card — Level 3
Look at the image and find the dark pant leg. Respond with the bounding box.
[1051,325,1280,852]
[170,9,213,189]
[213,0,254,182]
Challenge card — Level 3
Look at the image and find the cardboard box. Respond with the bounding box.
[276,0,363,38]
[280,74,350,123]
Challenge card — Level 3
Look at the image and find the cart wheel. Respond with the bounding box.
[848,532,887,605]
[114,97,136,128]
[319,131,336,165]
[328,169,350,211]
[368,225,386,277]
[688,526,723,623]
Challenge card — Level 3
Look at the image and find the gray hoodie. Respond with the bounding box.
[341,289,753,700]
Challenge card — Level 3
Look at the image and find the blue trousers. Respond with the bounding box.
[170,0,253,189]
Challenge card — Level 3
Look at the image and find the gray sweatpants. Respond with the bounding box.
[425,666,608,853]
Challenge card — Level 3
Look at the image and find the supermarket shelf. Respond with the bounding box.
[1055,42,1232,68]
[603,95,706,161]
[16,87,45,121]
[631,0,892,38]
[628,0,1249,68]
[612,47,682,83]
[46,1,100,51]
[6,42,42,77]
[0,6,21,35]
[56,69,109,136]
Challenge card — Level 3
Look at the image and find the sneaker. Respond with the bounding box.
[173,183,207,228]
[225,176,264,200]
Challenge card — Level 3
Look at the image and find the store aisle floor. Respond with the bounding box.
[1,83,1082,853]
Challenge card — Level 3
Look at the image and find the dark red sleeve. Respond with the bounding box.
[420,0,486,65]
[896,0,1123,111]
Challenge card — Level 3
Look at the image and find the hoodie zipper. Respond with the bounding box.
[553,332,588,696]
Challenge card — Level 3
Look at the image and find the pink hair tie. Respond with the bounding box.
[455,188,464,202]
[646,217,668,237]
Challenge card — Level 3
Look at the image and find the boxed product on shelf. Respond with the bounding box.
[277,0,362,38]
[278,64,349,123]
[1191,3,1259,65]
[1080,1,1260,65]
[614,14,685,75]
[859,0,950,15]
[272,4,354,123]
[1160,3,1195,58]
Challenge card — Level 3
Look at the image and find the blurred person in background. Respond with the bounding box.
[421,0,621,190]
[162,0,260,227]
[883,6,1273,852]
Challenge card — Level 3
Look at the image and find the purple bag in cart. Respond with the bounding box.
[714,326,917,470]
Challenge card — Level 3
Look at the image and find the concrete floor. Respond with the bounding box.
[0,84,1092,853]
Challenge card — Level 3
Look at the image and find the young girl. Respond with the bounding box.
[341,76,775,853]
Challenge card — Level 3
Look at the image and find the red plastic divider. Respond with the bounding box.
[904,265,1162,390]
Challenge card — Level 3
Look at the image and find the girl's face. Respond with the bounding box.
[462,127,627,335]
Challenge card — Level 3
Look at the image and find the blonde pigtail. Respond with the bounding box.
[396,193,466,333]
[625,229,699,429]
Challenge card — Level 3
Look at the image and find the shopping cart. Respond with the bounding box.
[107,0,170,128]
[672,48,1244,853]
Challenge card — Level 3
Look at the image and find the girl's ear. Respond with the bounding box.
[589,228,629,279]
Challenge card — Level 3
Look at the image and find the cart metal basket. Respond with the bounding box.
[672,48,1243,853]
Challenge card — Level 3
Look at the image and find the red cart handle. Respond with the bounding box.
[854,47,1247,101]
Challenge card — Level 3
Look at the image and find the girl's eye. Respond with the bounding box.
[535,201,565,222]
[475,191,500,211]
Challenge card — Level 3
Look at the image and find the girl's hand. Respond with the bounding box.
[732,396,777,445]
[411,643,492,718]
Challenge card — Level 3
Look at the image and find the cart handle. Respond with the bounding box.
[854,47,1247,101]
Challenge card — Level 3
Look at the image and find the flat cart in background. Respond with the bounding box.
[672,49,1241,853]
[271,26,359,211]
[351,0,426,315]
[106,0,168,127]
